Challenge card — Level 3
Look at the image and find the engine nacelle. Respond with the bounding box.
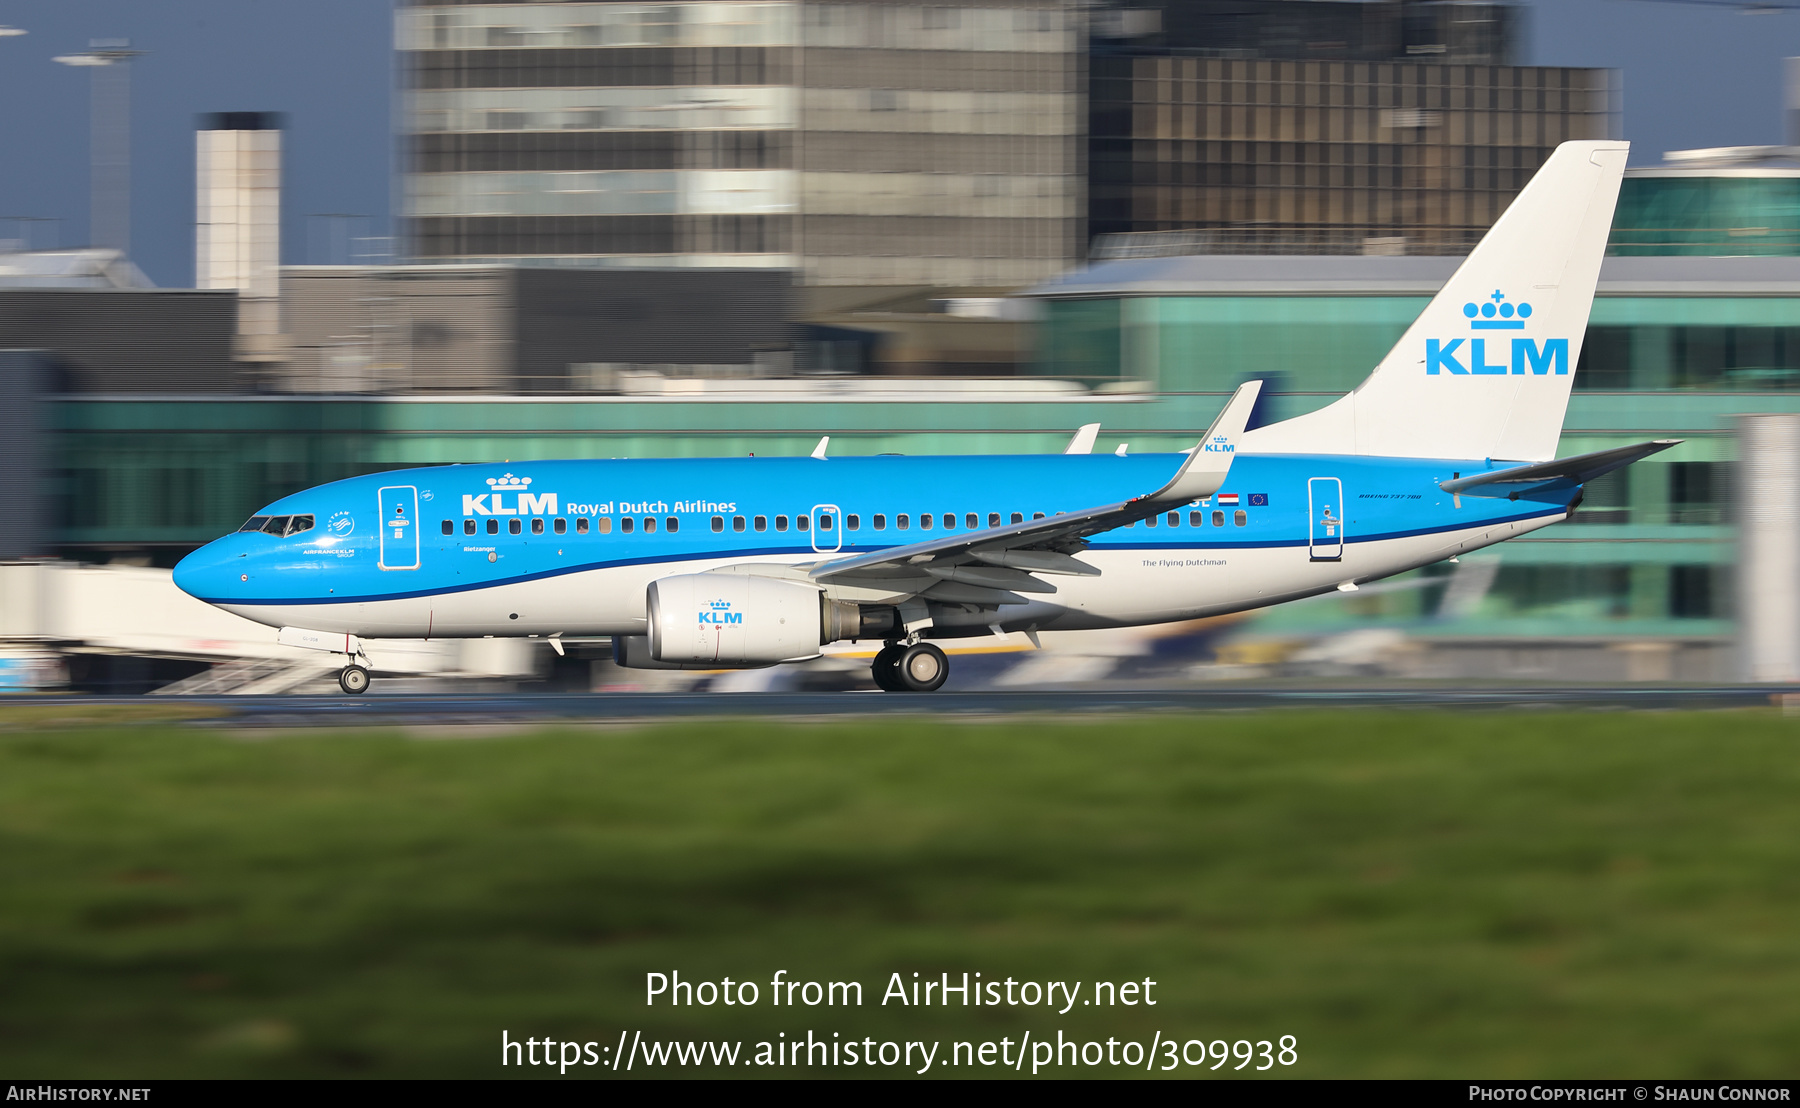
[646,574,829,666]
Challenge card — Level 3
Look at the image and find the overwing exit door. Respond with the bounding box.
[378,485,420,570]
[1308,477,1344,562]
[810,504,842,553]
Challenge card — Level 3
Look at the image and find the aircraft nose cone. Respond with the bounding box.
[174,540,238,601]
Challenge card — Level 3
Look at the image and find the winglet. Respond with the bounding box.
[811,436,830,460]
[1064,423,1101,455]
[1147,380,1263,504]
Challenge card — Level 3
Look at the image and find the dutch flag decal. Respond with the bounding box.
[1217,493,1240,506]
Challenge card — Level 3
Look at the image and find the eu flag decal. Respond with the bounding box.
[1247,493,1269,507]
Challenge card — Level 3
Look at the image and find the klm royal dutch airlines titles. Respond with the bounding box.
[176,141,1677,694]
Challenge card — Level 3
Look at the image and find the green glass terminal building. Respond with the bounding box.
[41,165,1800,678]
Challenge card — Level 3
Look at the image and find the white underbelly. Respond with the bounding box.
[222,514,1557,639]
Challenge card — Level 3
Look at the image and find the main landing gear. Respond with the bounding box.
[870,641,948,693]
[339,664,371,695]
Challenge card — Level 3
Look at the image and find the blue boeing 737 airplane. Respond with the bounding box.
[175,140,1675,695]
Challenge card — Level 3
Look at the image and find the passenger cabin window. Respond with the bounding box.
[644,517,657,533]
[487,519,500,535]
[1033,512,1045,520]
[442,520,454,535]
[554,518,567,534]
[1234,510,1247,527]
[666,517,679,533]
[943,513,956,530]
[531,518,544,534]
[596,517,611,534]
[846,514,859,531]
[732,515,745,532]
[1190,511,1204,527]
[988,513,1000,528]
[775,515,788,532]
[711,516,724,533]
[796,515,809,532]
[1168,512,1180,527]
[896,514,909,530]
[919,513,932,530]
[1145,514,1157,528]
[621,517,635,534]
[1010,512,1022,524]
[576,517,590,534]
[754,515,767,531]
[969,513,981,529]
[873,514,886,530]
[818,514,833,531]
[465,519,477,535]
[509,519,522,535]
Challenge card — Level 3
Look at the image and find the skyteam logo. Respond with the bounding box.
[1426,290,1567,377]
[700,599,743,626]
[327,511,355,537]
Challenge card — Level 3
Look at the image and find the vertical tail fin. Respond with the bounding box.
[1241,140,1629,462]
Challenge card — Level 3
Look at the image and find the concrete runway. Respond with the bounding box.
[12,686,1791,725]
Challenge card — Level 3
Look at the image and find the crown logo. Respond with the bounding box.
[487,472,531,490]
[709,600,733,610]
[1463,289,1530,330]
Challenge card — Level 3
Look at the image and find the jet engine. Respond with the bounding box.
[628,574,899,668]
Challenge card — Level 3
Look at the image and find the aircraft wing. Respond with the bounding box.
[1439,439,1681,497]
[805,382,1262,605]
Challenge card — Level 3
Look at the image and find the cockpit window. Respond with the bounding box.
[243,514,314,537]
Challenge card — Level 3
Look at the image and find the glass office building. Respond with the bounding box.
[398,0,1084,285]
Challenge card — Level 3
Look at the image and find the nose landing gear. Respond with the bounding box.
[338,664,370,695]
[869,641,948,693]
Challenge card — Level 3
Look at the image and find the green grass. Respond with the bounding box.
[2,711,1799,1078]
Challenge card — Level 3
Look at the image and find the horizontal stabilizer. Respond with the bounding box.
[1441,440,1681,495]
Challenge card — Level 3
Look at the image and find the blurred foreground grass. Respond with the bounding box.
[1,710,1798,1078]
